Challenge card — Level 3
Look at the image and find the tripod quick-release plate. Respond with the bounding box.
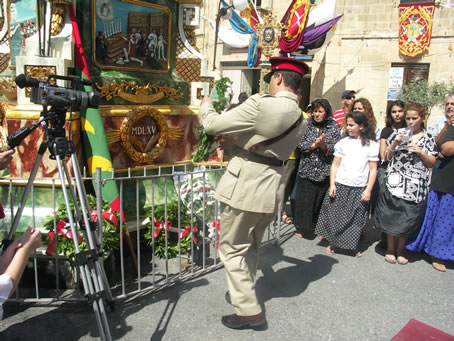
[76,249,99,267]
[87,290,107,305]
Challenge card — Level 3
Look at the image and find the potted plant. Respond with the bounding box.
[43,195,120,287]
[145,201,207,264]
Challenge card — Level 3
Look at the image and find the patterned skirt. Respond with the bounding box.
[406,190,454,261]
[315,182,369,250]
[374,185,426,238]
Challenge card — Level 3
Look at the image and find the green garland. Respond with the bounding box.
[192,77,232,163]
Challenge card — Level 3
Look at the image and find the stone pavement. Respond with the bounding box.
[1,222,453,340]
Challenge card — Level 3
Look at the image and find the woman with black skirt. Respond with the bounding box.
[293,99,340,238]
[375,102,437,265]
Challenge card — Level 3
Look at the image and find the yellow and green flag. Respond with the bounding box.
[69,5,121,215]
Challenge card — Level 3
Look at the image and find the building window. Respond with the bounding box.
[386,62,430,107]
[391,62,430,85]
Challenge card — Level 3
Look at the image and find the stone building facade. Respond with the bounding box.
[196,0,454,125]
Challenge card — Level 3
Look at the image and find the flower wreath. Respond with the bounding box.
[120,106,168,163]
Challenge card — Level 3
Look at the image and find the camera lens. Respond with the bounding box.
[87,92,99,109]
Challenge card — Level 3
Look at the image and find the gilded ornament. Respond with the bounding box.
[0,78,17,100]
[24,66,57,97]
[51,3,67,36]
[96,80,183,104]
[256,14,284,57]
[0,102,9,150]
[120,107,168,163]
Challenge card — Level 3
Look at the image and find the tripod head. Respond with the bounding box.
[44,106,75,160]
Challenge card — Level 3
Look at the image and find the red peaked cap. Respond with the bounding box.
[264,57,309,83]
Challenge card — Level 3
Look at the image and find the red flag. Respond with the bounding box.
[280,0,311,53]
[240,1,260,32]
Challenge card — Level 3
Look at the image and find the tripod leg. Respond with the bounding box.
[66,155,115,309]
[55,155,112,341]
[61,161,115,310]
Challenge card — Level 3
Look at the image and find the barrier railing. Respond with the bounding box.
[1,164,283,302]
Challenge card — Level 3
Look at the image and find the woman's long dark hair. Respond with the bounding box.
[342,111,376,146]
[385,100,406,128]
[352,98,376,131]
[310,98,333,128]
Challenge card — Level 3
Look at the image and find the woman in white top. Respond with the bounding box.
[315,111,379,257]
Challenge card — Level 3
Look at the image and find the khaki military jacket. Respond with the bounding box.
[199,91,306,214]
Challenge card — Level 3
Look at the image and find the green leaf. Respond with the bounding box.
[192,77,232,162]
[397,79,454,119]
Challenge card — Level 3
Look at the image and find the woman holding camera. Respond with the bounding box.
[374,103,437,265]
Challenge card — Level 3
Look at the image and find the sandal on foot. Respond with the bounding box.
[285,217,294,224]
[355,251,362,258]
[317,235,324,241]
[397,256,408,265]
[326,246,335,255]
[432,259,446,272]
[384,254,396,264]
[282,213,293,224]
[295,232,303,238]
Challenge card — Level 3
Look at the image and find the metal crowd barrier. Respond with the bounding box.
[1,163,283,303]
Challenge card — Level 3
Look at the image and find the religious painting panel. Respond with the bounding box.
[4,0,38,67]
[93,0,171,72]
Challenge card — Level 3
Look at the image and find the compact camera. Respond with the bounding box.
[397,127,412,144]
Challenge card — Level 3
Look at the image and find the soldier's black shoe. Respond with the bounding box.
[221,312,266,329]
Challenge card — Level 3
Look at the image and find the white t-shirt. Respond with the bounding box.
[0,274,13,320]
[334,136,379,187]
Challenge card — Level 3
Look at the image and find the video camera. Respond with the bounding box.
[15,73,99,110]
[4,74,100,151]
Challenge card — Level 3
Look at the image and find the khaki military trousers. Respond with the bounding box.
[219,204,275,316]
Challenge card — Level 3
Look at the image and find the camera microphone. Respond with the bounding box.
[15,74,40,89]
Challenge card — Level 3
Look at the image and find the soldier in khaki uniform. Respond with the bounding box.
[199,57,308,329]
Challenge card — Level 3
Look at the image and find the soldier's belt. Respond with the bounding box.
[237,150,285,167]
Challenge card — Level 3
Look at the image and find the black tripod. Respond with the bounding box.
[2,106,113,340]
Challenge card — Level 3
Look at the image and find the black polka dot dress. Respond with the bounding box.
[315,182,369,251]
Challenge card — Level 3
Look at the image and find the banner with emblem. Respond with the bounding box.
[279,0,311,53]
[398,3,435,57]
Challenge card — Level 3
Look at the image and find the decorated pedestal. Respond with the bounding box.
[0,0,222,242]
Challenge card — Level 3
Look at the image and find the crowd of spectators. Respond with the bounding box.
[284,92,454,272]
